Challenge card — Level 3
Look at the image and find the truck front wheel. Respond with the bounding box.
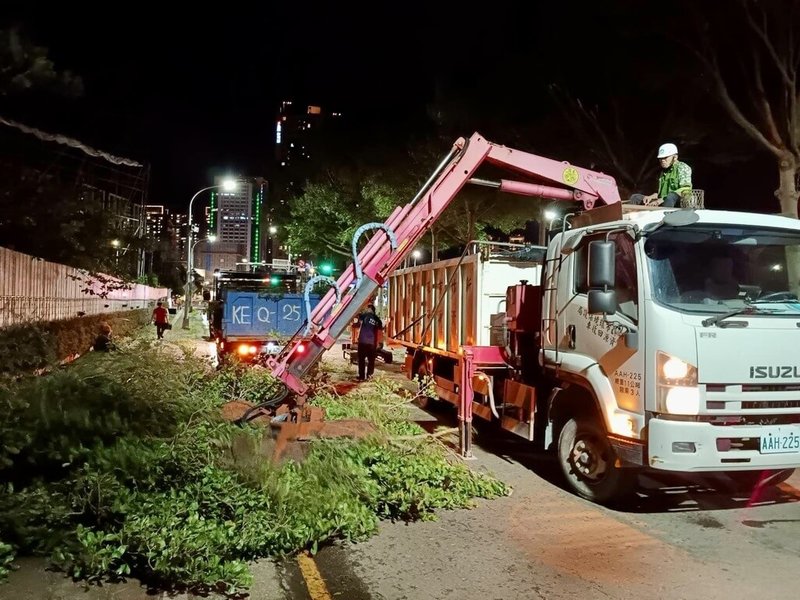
[557,417,637,504]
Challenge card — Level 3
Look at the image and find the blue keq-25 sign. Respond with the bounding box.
[223,292,320,337]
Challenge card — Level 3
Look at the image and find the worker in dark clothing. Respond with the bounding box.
[356,303,383,381]
[92,322,115,352]
[207,299,224,339]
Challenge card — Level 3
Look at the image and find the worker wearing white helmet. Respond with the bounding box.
[629,142,693,207]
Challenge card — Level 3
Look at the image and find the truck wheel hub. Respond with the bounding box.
[572,438,608,479]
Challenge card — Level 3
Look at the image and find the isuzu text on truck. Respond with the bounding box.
[250,133,800,503]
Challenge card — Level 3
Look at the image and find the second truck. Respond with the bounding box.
[211,270,321,364]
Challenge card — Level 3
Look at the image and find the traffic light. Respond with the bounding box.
[263,273,297,290]
[320,263,333,275]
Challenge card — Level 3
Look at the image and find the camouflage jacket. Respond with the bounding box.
[657,160,692,199]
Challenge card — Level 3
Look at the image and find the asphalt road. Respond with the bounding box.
[292,405,800,600]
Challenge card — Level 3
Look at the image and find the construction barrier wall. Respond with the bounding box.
[0,246,169,329]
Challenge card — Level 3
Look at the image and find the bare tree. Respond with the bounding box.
[685,0,800,216]
[549,86,706,199]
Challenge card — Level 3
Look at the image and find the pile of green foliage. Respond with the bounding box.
[0,346,508,593]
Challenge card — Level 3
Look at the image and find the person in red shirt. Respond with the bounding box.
[152,301,170,339]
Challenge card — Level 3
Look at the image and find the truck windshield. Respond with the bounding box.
[643,224,800,315]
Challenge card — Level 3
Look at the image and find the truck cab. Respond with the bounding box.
[541,207,800,498]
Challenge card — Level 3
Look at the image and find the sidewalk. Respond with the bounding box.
[139,306,218,363]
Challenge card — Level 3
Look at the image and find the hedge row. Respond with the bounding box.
[0,310,151,375]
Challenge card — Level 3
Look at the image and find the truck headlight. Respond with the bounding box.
[610,412,639,438]
[657,352,700,415]
[662,357,689,380]
[657,352,697,386]
[663,386,700,415]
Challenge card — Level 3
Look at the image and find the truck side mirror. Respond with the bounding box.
[587,240,617,315]
[588,289,617,315]
[588,240,615,288]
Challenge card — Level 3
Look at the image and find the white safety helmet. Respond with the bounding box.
[657,143,678,159]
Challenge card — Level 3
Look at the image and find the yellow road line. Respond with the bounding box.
[297,551,333,600]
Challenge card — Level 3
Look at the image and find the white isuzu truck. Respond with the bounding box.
[389,203,800,503]
[262,132,800,503]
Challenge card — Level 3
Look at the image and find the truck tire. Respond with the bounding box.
[557,416,637,504]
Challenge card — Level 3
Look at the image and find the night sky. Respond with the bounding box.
[0,2,781,213]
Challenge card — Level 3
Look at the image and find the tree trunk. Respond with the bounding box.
[776,154,800,296]
[776,153,798,217]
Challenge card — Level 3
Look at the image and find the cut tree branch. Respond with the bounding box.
[433,221,461,243]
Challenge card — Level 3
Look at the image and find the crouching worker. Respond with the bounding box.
[93,322,115,352]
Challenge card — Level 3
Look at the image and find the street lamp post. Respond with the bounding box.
[190,234,217,273]
[191,234,217,255]
[412,249,421,267]
[183,180,236,330]
[540,209,558,246]
[188,234,216,305]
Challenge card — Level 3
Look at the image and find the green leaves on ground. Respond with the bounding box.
[0,348,508,593]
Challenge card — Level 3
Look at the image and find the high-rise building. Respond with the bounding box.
[251,180,265,264]
[271,101,343,262]
[275,101,328,167]
[145,205,169,241]
[200,176,265,271]
[203,206,214,238]
[169,212,189,256]
[274,101,342,187]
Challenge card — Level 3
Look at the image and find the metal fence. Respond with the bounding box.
[0,246,169,329]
